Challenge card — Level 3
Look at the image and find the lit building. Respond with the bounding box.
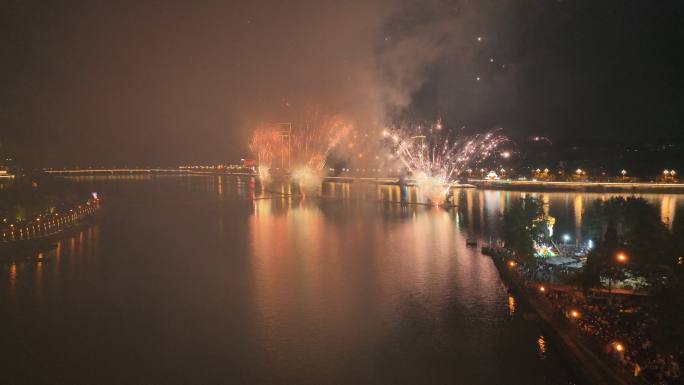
[0,167,13,179]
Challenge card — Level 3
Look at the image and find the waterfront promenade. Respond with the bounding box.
[471,179,684,193]
[483,246,680,385]
[1,198,100,248]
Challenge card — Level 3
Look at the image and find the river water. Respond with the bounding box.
[1,176,682,384]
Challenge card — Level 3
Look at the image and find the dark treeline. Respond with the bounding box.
[502,195,684,349]
[0,173,91,224]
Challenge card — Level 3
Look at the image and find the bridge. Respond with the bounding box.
[42,168,259,176]
[44,168,188,175]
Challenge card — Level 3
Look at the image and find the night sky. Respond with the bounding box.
[1,0,683,166]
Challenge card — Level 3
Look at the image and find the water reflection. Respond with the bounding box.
[317,182,684,241]
[1,225,100,304]
[661,195,677,230]
[574,195,583,245]
[247,191,504,376]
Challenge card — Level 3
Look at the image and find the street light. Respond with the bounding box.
[616,252,628,264]
[608,252,628,298]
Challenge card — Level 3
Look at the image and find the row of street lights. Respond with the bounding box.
[504,248,631,371]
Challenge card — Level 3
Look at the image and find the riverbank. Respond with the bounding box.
[471,179,684,193]
[483,246,649,385]
[1,199,100,261]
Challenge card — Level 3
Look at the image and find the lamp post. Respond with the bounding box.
[608,252,628,299]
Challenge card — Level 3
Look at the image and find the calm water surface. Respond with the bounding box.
[2,176,681,384]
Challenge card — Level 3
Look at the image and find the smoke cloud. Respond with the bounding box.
[1,0,518,165]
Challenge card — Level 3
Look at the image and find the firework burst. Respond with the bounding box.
[290,112,352,173]
[249,112,352,190]
[384,123,507,204]
[249,123,284,181]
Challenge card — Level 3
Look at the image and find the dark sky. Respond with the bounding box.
[1,0,683,166]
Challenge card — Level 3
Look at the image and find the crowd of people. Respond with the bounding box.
[481,245,682,384]
[547,290,682,384]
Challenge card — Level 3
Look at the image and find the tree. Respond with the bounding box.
[582,196,677,289]
[501,197,550,265]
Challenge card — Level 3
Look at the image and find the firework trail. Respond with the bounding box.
[249,123,283,181]
[529,136,553,145]
[290,112,352,173]
[249,111,352,191]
